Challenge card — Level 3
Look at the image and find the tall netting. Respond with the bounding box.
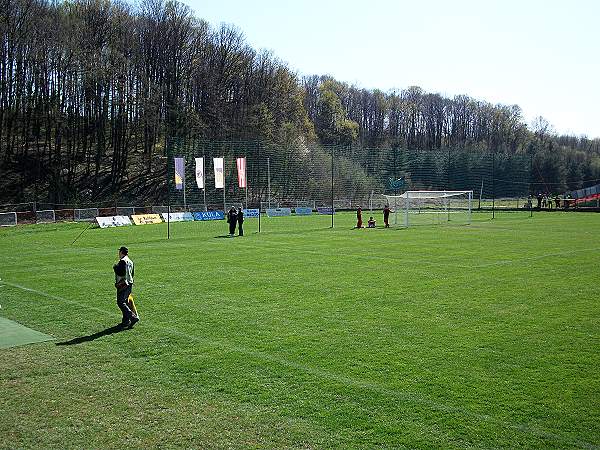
[166,140,337,207]
[166,138,533,232]
[167,139,261,212]
[330,147,532,216]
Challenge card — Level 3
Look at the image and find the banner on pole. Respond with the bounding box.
[174,157,185,190]
[195,157,204,189]
[236,157,247,188]
[213,157,224,188]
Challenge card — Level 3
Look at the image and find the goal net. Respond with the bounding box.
[383,191,473,227]
[74,208,99,222]
[0,212,17,226]
[36,210,56,224]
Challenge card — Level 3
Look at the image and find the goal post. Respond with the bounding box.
[0,212,17,226]
[383,190,473,227]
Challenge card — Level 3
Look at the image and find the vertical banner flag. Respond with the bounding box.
[174,157,185,190]
[213,157,224,188]
[236,157,247,188]
[195,157,204,189]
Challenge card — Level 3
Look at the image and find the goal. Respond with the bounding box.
[36,210,56,224]
[383,191,473,227]
[0,212,17,226]
[74,208,100,222]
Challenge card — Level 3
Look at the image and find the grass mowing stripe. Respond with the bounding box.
[2,279,596,449]
[230,238,600,271]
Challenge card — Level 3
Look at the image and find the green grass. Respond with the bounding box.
[0,211,599,448]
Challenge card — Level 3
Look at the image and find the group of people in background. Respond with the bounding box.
[356,205,392,229]
[531,193,573,209]
[227,206,244,237]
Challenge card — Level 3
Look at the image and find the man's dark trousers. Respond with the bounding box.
[117,284,133,324]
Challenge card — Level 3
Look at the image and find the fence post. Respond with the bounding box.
[258,142,261,233]
[166,137,171,239]
[530,154,533,218]
[492,152,495,219]
[331,146,334,228]
[447,147,450,191]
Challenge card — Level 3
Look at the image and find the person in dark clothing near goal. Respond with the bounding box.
[227,206,237,237]
[237,206,244,236]
[356,206,363,228]
[113,246,138,328]
[383,205,390,228]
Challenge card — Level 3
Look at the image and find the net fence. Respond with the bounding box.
[166,139,533,214]
[0,140,549,229]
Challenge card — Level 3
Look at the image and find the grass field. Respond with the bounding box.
[1,211,599,448]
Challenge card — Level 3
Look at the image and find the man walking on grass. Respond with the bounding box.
[114,246,139,328]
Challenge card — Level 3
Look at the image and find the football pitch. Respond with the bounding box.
[0,211,598,448]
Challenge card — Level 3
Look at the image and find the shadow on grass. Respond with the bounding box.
[55,324,127,346]
[214,235,234,239]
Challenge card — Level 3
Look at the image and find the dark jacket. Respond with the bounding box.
[227,210,237,223]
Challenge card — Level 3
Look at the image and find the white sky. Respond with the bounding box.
[182,0,600,138]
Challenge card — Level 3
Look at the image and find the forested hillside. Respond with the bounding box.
[1,0,599,205]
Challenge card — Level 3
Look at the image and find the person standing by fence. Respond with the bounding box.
[356,206,363,228]
[237,207,244,236]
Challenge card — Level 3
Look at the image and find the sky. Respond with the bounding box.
[182,0,600,138]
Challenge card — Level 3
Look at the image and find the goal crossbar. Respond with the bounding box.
[384,190,473,200]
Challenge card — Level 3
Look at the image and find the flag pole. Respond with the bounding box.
[167,158,171,240]
[183,169,187,212]
[203,155,207,211]
[242,157,248,209]
[223,157,226,213]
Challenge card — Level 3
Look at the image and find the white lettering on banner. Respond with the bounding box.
[192,211,225,221]
[243,209,259,218]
